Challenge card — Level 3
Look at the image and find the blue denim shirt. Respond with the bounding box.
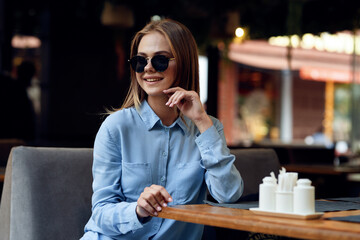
[82,100,243,240]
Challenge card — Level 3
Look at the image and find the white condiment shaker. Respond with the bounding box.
[293,178,315,214]
[275,191,293,213]
[259,176,277,211]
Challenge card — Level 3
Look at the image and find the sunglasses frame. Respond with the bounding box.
[128,55,175,73]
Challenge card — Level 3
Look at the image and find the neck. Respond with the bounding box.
[147,95,179,126]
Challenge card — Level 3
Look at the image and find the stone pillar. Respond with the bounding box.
[280,69,293,142]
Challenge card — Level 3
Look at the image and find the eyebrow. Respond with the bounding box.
[137,51,172,56]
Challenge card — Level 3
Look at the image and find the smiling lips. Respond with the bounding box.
[145,78,162,82]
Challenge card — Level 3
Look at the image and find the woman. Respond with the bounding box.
[81,18,243,240]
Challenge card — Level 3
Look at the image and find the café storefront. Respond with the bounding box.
[218,32,360,156]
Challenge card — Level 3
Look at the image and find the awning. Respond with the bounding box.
[300,66,360,83]
[228,40,360,83]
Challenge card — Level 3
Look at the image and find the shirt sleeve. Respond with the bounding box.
[195,120,244,203]
[90,122,144,236]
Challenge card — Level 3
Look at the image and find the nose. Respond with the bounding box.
[144,57,155,72]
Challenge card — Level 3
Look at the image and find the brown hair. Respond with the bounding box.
[120,18,199,110]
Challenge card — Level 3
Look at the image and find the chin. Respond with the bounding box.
[143,89,166,97]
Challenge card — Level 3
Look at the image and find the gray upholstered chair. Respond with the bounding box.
[231,148,281,199]
[0,146,93,240]
[0,139,26,198]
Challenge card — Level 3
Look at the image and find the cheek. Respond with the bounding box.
[167,65,177,85]
[171,69,179,86]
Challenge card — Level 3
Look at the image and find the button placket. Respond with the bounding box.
[160,127,170,186]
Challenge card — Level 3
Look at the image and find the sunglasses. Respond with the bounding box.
[128,55,175,73]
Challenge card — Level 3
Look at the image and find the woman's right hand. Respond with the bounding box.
[136,184,173,218]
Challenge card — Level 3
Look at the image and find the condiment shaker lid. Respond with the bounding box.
[297,178,312,186]
[263,176,277,184]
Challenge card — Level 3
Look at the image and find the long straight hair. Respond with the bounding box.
[119,18,200,111]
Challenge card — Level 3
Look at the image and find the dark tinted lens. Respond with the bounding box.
[129,55,171,73]
[130,56,147,73]
[151,55,169,72]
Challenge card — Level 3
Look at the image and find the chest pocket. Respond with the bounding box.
[121,162,152,201]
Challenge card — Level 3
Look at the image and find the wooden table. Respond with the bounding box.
[283,164,360,198]
[157,204,360,240]
[283,164,360,176]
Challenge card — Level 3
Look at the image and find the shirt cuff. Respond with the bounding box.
[195,125,221,152]
[124,202,144,232]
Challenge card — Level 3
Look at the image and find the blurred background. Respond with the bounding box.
[1,0,360,168]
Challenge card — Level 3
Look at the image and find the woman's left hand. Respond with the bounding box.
[163,87,212,133]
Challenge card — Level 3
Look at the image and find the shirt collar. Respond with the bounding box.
[138,100,190,135]
[175,116,191,135]
[138,100,160,130]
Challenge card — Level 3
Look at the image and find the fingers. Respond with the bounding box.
[136,185,172,218]
[163,87,182,94]
[164,88,195,108]
[165,91,186,107]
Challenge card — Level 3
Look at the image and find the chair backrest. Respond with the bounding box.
[0,139,25,167]
[231,148,281,198]
[0,146,93,240]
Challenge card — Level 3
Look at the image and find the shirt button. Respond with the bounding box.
[161,176,165,182]
[162,151,167,157]
[153,224,158,230]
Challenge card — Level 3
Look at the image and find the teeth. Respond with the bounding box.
[146,78,161,82]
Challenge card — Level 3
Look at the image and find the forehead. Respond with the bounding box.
[137,31,172,55]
